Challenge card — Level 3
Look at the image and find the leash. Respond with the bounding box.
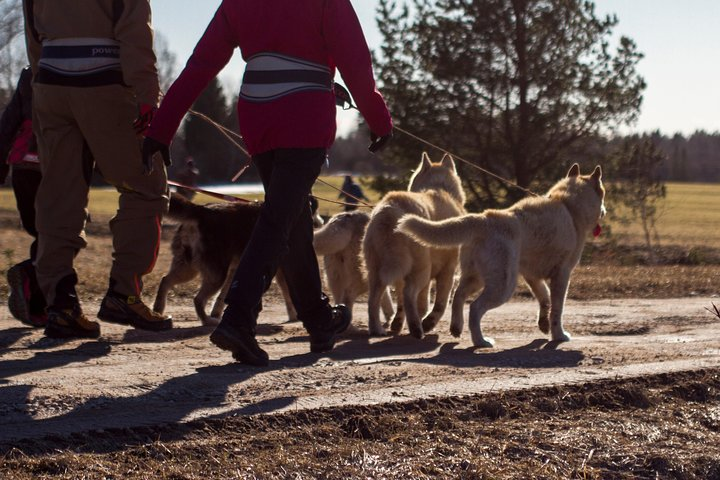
[181,83,541,208]
[167,180,254,203]
[335,84,540,198]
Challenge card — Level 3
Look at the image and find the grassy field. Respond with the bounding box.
[1,180,718,247]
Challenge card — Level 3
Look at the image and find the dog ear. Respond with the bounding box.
[567,163,580,177]
[591,165,602,180]
[440,154,457,172]
[420,151,432,171]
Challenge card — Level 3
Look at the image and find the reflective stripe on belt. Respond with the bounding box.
[239,52,332,103]
[39,38,121,76]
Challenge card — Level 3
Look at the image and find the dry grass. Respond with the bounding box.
[2,369,719,479]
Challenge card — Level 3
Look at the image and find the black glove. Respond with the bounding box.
[368,130,392,153]
[141,136,171,175]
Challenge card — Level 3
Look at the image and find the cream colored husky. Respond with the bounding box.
[397,164,606,347]
[313,210,393,326]
[363,153,466,338]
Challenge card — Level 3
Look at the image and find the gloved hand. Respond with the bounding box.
[133,103,156,135]
[368,130,392,153]
[141,136,171,175]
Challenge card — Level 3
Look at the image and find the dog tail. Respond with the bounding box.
[396,213,480,247]
[167,192,206,221]
[313,211,369,255]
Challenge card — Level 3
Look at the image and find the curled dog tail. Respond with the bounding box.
[396,214,481,248]
[167,192,206,221]
[313,211,369,255]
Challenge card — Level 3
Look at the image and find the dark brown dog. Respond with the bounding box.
[153,193,303,326]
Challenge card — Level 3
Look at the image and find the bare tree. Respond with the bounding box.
[0,0,25,102]
[154,32,177,94]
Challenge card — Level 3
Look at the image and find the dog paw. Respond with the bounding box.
[202,316,221,327]
[408,324,425,340]
[421,316,439,333]
[473,337,495,348]
[450,325,462,337]
[390,317,404,335]
[368,325,388,337]
[552,331,571,342]
[537,318,550,334]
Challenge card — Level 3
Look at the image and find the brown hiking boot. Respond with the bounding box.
[98,294,173,331]
[45,304,101,339]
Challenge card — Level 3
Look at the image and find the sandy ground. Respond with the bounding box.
[1,296,719,446]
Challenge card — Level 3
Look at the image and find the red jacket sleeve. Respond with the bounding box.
[324,0,392,137]
[148,3,237,145]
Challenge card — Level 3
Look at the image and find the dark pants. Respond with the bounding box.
[11,165,41,260]
[224,148,330,332]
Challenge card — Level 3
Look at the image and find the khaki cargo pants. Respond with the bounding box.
[32,83,169,306]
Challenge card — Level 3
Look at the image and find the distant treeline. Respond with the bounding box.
[329,128,720,183]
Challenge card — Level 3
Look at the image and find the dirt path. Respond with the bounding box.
[1,296,719,446]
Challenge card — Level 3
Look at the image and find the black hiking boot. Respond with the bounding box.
[308,304,351,353]
[210,322,269,367]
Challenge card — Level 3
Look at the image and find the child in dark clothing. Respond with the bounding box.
[0,66,47,326]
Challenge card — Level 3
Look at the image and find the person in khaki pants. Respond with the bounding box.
[22,0,172,338]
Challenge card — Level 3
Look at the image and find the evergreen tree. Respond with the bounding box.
[182,77,233,184]
[374,0,645,208]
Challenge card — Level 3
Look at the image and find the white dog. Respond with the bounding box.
[363,153,466,338]
[397,164,606,347]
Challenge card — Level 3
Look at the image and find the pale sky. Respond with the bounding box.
[152,0,720,137]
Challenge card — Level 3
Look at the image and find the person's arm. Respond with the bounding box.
[0,73,26,182]
[323,0,392,138]
[115,0,160,107]
[146,2,237,146]
[142,2,238,172]
[22,0,42,75]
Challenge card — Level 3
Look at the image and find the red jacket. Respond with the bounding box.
[148,0,392,155]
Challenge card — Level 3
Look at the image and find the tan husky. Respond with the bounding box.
[363,153,466,338]
[397,164,606,347]
[313,210,393,327]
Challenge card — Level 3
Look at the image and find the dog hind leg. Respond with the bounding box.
[367,271,388,336]
[450,274,481,338]
[548,269,572,342]
[209,259,239,321]
[422,263,455,334]
[525,277,551,334]
[468,254,517,348]
[194,268,228,327]
[153,260,198,314]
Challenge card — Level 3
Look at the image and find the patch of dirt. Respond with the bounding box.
[1,296,720,478]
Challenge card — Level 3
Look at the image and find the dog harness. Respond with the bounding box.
[239,53,332,103]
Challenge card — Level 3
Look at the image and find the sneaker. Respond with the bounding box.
[45,304,100,339]
[7,263,31,324]
[309,304,351,353]
[210,322,269,367]
[98,293,173,331]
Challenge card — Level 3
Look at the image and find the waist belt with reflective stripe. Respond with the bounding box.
[239,53,332,103]
[38,38,121,76]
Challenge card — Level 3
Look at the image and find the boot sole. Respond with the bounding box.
[98,308,173,331]
[210,328,269,367]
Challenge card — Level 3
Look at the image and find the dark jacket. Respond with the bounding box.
[0,67,37,182]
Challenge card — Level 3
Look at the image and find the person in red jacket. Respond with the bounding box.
[144,0,392,366]
[0,67,47,327]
